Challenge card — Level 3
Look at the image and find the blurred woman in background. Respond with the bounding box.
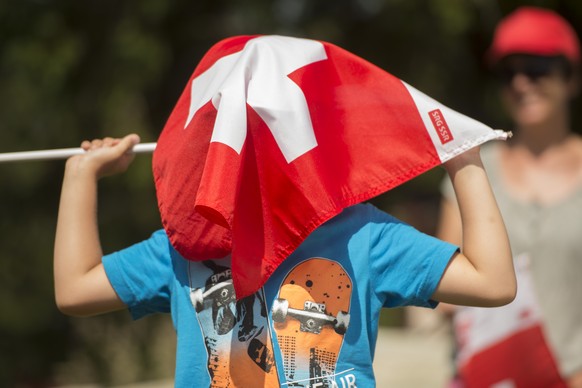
[437,6,582,388]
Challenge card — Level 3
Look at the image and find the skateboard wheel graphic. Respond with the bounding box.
[190,288,204,312]
[334,311,350,335]
[271,298,289,322]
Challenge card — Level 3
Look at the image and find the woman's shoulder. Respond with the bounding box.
[568,133,582,155]
[480,141,503,165]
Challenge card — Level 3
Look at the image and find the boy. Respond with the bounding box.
[54,134,515,387]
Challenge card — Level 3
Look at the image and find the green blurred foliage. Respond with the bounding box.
[0,0,580,385]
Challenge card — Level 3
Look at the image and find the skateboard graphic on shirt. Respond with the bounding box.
[272,257,352,387]
[189,261,279,387]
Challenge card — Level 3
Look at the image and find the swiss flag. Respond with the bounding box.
[454,254,565,387]
[153,35,508,298]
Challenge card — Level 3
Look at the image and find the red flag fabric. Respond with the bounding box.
[153,35,508,299]
[454,253,566,387]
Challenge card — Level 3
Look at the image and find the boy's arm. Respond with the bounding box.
[431,147,516,307]
[435,193,462,247]
[54,134,141,317]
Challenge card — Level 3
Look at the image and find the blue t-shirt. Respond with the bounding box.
[103,203,457,387]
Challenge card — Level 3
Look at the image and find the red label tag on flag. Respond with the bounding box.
[429,109,454,144]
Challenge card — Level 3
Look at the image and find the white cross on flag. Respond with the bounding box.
[153,35,508,298]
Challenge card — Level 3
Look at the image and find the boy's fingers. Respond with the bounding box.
[80,140,91,150]
[78,134,140,160]
[103,137,115,147]
[90,139,103,150]
[115,134,141,155]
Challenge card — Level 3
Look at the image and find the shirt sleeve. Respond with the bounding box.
[102,230,174,320]
[367,205,458,308]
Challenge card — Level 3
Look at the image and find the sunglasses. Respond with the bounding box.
[495,56,568,85]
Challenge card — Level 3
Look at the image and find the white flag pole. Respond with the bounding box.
[0,143,157,163]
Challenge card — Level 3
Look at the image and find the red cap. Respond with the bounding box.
[488,7,580,65]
